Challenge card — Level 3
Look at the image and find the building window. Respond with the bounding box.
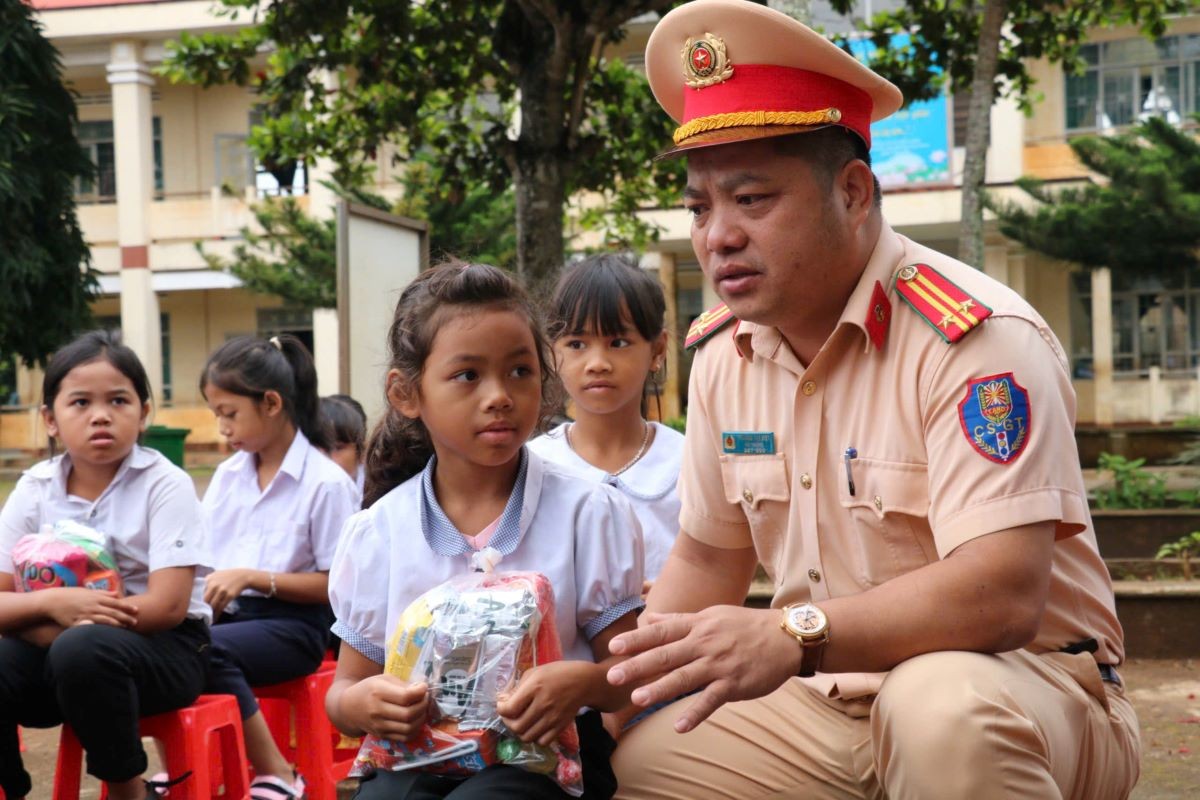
[1070,269,1200,379]
[257,307,314,356]
[95,314,172,402]
[76,118,164,202]
[1065,34,1200,132]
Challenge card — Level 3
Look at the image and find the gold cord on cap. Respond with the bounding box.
[673,108,842,145]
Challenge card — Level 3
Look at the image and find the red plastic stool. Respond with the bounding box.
[52,694,251,800]
[255,663,357,800]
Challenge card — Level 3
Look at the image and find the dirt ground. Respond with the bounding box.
[10,658,1198,799]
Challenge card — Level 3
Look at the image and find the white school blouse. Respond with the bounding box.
[203,430,359,596]
[527,422,683,580]
[0,446,213,623]
[329,448,645,666]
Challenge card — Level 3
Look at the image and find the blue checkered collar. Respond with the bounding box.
[419,448,534,557]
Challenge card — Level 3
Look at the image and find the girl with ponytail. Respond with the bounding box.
[327,261,645,799]
[199,334,359,799]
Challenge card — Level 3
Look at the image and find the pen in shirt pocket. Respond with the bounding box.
[843,447,857,496]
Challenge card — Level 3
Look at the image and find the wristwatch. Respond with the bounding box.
[780,602,830,677]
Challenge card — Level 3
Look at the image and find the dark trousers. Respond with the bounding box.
[0,618,210,797]
[206,597,331,719]
[352,710,618,800]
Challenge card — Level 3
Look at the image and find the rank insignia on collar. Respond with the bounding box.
[682,32,733,89]
[865,280,891,351]
[958,372,1030,464]
[894,263,991,343]
[686,302,736,349]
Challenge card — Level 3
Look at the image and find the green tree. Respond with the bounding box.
[831,0,1188,269]
[987,116,1200,275]
[202,159,518,309]
[162,0,683,288]
[0,2,96,366]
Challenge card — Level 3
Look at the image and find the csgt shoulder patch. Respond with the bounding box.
[957,372,1031,464]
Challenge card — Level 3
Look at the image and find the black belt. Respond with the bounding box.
[1098,663,1122,687]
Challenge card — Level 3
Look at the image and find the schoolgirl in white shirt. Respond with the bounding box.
[529,254,684,584]
[320,394,367,495]
[201,334,359,800]
[326,261,644,800]
[0,331,211,800]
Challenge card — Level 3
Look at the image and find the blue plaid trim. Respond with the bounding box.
[331,620,385,665]
[420,449,529,557]
[583,594,645,641]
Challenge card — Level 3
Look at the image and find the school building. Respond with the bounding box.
[7,0,1200,451]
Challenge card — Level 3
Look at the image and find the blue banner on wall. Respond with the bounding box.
[849,34,953,189]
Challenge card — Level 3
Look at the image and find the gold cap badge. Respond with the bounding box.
[682,32,733,89]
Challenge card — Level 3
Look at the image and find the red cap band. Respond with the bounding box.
[681,64,874,147]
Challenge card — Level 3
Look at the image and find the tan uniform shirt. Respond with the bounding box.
[679,223,1123,699]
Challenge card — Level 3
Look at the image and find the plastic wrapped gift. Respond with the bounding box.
[352,548,584,795]
[11,520,123,595]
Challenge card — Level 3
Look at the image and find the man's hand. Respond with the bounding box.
[606,605,801,733]
[339,675,430,741]
[42,587,138,629]
[498,661,592,747]
[203,568,257,618]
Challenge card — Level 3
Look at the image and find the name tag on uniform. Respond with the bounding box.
[721,431,775,455]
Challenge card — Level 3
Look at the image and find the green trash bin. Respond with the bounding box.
[143,424,190,467]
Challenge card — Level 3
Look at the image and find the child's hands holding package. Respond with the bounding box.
[498,660,594,747]
[341,674,430,742]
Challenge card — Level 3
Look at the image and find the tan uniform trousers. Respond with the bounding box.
[612,649,1140,800]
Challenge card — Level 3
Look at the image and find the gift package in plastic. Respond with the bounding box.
[11,520,123,595]
[352,549,584,795]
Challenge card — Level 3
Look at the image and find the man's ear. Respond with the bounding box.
[41,405,58,439]
[261,390,285,418]
[386,369,420,420]
[839,158,876,222]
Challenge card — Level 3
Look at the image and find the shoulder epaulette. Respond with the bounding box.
[685,302,736,349]
[894,263,991,344]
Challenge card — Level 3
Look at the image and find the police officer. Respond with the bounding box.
[604,2,1138,798]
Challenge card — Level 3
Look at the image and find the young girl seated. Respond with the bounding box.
[201,334,359,800]
[0,331,211,800]
[530,254,683,584]
[325,261,645,799]
[320,394,367,495]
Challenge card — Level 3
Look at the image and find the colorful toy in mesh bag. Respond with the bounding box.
[11,520,123,595]
[352,548,584,795]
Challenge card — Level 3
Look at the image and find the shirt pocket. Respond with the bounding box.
[838,458,934,587]
[719,454,790,573]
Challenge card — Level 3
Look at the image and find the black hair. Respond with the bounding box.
[200,333,331,451]
[42,330,152,454]
[321,394,367,457]
[364,259,559,508]
[774,127,882,207]
[546,253,667,343]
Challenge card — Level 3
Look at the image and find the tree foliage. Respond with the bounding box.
[0,2,96,366]
[162,0,684,286]
[988,116,1200,275]
[829,0,1189,268]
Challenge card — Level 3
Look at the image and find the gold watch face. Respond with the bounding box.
[786,603,828,636]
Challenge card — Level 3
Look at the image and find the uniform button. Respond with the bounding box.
[175,539,185,548]
[808,568,822,582]
[742,489,754,504]
[874,304,886,323]
[800,473,813,490]
[801,380,817,396]
[873,495,883,510]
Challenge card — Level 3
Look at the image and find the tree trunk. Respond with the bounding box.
[958,0,1007,269]
[513,145,567,291]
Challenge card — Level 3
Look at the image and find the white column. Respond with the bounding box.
[108,40,163,402]
[312,308,340,397]
[1006,246,1027,299]
[1091,268,1114,426]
